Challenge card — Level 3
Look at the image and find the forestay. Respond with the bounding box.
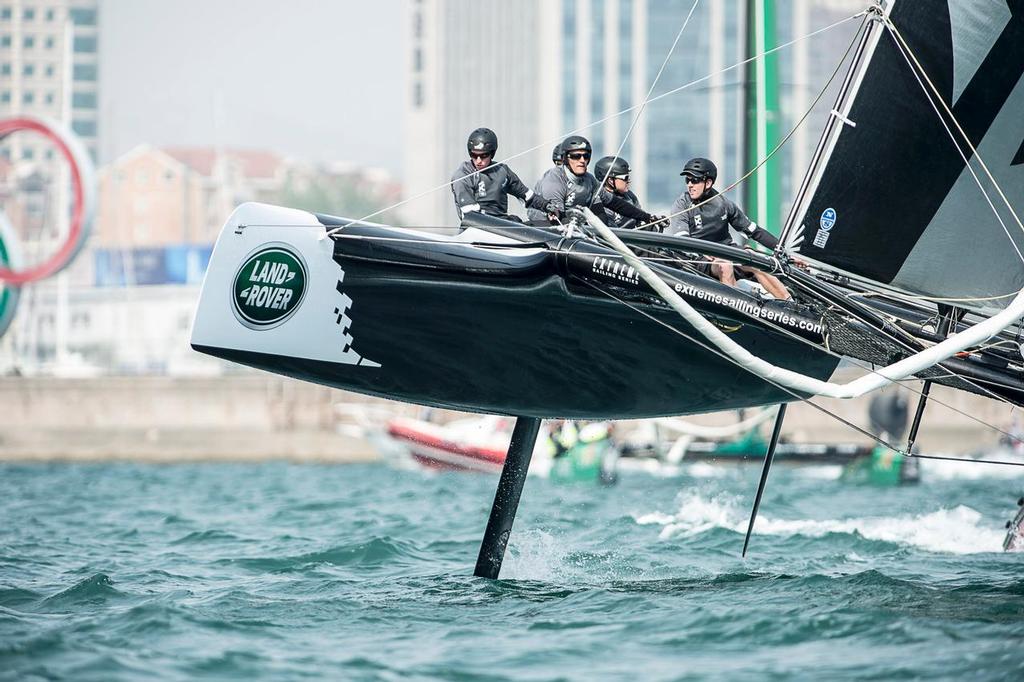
[783,0,1024,313]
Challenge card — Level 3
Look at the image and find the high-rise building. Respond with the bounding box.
[0,0,100,163]
[404,0,864,228]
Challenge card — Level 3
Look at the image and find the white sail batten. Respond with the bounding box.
[586,209,1024,400]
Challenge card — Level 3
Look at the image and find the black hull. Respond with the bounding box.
[195,214,839,419]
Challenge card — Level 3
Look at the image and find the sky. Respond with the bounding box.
[99,0,404,173]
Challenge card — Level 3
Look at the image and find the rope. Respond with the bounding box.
[597,0,700,190]
[317,10,867,237]
[580,277,1024,468]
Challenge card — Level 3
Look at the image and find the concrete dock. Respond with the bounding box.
[0,373,1010,461]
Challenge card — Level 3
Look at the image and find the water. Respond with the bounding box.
[2,457,1024,680]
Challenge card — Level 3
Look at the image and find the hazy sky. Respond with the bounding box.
[99,0,404,173]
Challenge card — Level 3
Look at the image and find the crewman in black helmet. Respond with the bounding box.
[669,157,790,299]
[551,143,563,167]
[593,155,667,231]
[451,127,557,224]
[526,136,662,228]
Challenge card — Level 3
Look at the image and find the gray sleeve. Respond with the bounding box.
[536,170,566,214]
[724,196,753,233]
[451,168,480,216]
[668,193,691,236]
[504,168,531,202]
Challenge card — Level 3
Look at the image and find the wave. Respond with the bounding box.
[42,573,124,606]
[634,492,1005,554]
[223,537,426,572]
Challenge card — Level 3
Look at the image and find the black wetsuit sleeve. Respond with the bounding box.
[748,226,779,250]
[604,194,652,222]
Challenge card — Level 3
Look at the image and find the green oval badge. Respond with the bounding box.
[232,245,307,329]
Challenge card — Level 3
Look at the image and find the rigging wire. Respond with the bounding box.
[645,10,867,237]
[578,276,1024,469]
[312,9,868,237]
[597,0,700,190]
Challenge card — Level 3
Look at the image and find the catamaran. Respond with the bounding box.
[191,1,1024,576]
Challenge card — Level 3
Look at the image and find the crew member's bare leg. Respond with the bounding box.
[746,268,791,300]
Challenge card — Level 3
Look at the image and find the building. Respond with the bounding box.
[96,145,285,252]
[404,0,865,229]
[0,0,100,163]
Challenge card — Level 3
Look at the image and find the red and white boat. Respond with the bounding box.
[382,414,556,475]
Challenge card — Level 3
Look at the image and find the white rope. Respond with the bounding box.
[585,208,1024,400]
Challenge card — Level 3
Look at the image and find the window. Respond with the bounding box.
[69,8,97,26]
[72,91,96,108]
[44,92,54,105]
[73,63,97,81]
[72,119,97,137]
[1,36,11,48]
[23,8,34,20]
[413,48,422,72]
[73,35,97,53]
[45,36,55,49]
[1,63,9,76]
[45,64,54,77]
[0,91,9,104]
[46,9,55,21]
[23,36,34,49]
[22,147,34,160]
[0,8,10,20]
[22,63,34,77]
[22,91,34,104]
[412,82,423,108]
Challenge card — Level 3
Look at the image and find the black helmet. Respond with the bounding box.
[467,128,498,156]
[594,156,631,182]
[551,144,563,164]
[681,157,717,182]
[560,135,592,158]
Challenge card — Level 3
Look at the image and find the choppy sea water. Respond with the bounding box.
[2,455,1024,681]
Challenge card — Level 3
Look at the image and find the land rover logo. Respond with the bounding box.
[232,245,307,329]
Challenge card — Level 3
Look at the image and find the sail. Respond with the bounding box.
[784,0,1024,312]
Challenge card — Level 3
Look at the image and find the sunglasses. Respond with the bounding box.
[614,174,630,182]
[567,152,591,161]
[685,176,706,185]
[470,152,492,160]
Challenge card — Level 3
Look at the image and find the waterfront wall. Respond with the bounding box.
[0,375,1008,461]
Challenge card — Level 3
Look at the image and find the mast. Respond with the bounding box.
[743,0,780,234]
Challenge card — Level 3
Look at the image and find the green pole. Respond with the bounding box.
[744,0,780,236]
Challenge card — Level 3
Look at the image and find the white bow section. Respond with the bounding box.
[584,208,1024,399]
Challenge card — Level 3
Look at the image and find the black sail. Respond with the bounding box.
[785,0,1024,312]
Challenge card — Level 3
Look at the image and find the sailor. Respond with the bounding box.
[551,143,563,167]
[593,155,667,231]
[526,136,662,228]
[668,157,791,300]
[451,127,558,225]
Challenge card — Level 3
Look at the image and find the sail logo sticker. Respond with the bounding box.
[819,208,837,231]
[814,208,837,249]
[232,245,307,330]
